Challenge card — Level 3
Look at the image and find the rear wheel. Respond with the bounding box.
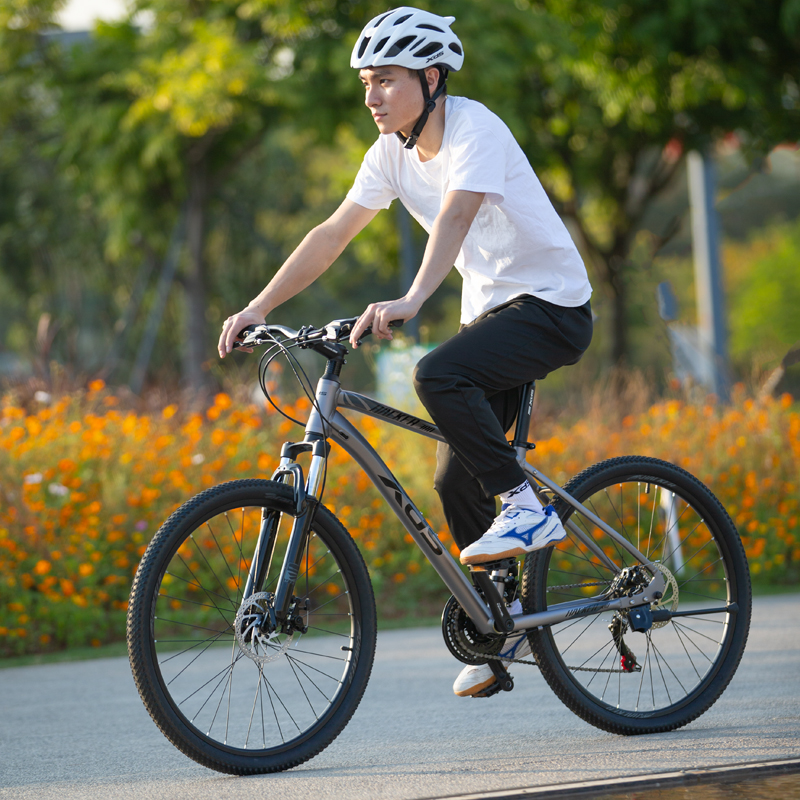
[127,479,376,773]
[522,457,751,735]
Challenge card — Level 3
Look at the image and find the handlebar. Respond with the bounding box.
[232,317,403,352]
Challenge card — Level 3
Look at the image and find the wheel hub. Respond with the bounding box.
[234,592,294,664]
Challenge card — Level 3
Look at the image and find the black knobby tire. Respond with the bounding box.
[127,479,377,774]
[521,456,751,735]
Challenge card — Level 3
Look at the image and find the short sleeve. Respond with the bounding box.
[346,139,397,211]
[446,124,506,205]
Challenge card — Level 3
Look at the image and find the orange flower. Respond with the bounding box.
[33,560,51,575]
[214,393,233,410]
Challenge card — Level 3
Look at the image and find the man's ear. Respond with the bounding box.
[424,66,440,93]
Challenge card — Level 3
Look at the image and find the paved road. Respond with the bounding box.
[2,595,799,800]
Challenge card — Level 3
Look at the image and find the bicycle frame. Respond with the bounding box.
[252,372,666,638]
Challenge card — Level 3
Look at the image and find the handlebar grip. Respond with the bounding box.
[389,319,404,328]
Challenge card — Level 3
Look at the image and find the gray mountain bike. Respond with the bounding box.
[127,317,751,774]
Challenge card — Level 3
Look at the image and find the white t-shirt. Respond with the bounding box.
[346,96,592,324]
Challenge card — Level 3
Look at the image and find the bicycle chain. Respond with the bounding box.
[460,580,628,673]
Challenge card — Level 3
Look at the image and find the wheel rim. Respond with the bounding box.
[150,502,359,753]
[542,476,737,716]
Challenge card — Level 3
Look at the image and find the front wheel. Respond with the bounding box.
[521,456,751,735]
[127,479,377,773]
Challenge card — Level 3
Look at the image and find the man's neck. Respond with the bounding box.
[410,96,446,162]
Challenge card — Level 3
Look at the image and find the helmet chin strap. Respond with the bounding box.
[396,69,448,150]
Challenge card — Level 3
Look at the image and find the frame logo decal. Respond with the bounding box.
[342,393,437,434]
[369,402,437,433]
[565,601,612,619]
[283,563,299,583]
[378,475,443,555]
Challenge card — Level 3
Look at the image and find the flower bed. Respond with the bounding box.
[1,382,797,656]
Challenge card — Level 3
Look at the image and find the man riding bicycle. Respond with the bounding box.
[219,7,593,698]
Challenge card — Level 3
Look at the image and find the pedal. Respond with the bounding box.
[472,679,503,698]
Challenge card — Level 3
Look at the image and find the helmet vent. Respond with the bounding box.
[385,35,416,57]
[416,23,444,32]
[374,12,393,26]
[357,36,371,58]
[448,42,462,55]
[393,14,412,25]
[413,41,443,58]
[373,36,389,53]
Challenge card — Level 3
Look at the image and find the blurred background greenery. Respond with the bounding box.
[1,0,798,406]
[2,0,800,656]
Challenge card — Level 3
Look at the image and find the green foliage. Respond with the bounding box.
[0,0,797,388]
[727,220,800,363]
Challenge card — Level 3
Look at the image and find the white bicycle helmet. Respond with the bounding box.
[351,7,464,149]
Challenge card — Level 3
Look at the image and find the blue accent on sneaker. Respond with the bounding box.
[499,633,529,660]
[497,514,551,546]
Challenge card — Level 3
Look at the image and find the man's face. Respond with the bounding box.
[359,66,424,135]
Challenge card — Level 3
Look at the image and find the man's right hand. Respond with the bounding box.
[218,308,267,358]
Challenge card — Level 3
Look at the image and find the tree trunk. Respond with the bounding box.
[607,253,628,367]
[564,212,631,368]
[184,154,209,397]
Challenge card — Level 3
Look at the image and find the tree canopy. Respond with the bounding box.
[0,0,797,393]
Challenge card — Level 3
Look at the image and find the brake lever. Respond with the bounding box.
[233,324,273,350]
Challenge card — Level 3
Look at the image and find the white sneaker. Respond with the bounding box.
[453,600,532,698]
[459,504,566,565]
[452,629,532,697]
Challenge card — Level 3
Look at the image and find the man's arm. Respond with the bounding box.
[219,199,379,356]
[349,189,485,347]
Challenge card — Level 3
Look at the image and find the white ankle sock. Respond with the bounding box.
[499,481,543,512]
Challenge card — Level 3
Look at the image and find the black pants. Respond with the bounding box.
[413,295,593,550]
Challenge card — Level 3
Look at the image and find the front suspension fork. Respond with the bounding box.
[241,441,327,624]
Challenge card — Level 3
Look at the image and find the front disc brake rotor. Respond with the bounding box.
[234,591,294,664]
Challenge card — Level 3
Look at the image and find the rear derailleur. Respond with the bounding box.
[606,565,663,673]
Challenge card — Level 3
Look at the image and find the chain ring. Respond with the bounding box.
[442,595,507,666]
[234,592,294,665]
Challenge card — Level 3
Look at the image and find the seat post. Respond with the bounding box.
[510,382,535,454]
